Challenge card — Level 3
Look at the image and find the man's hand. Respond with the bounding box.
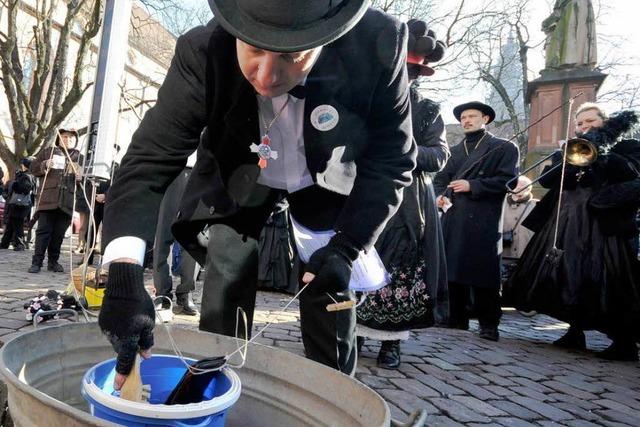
[448,179,471,193]
[436,195,449,208]
[98,263,155,390]
[302,233,360,293]
[96,194,106,203]
[45,159,53,170]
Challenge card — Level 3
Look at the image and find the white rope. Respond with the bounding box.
[157,284,311,375]
[551,141,569,250]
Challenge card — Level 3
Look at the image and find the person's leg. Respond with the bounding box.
[200,224,259,337]
[12,207,28,250]
[86,205,104,265]
[75,212,88,253]
[472,285,502,341]
[1,214,15,248]
[299,283,357,375]
[176,247,198,315]
[153,175,184,300]
[46,210,71,271]
[30,211,55,271]
[447,282,470,330]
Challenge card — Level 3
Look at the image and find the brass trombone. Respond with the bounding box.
[507,138,599,194]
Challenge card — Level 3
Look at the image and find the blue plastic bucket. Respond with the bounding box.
[81,355,241,427]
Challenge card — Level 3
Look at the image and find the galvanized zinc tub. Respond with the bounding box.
[0,322,390,426]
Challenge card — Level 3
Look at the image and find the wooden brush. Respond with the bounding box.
[326,300,356,312]
[120,354,150,402]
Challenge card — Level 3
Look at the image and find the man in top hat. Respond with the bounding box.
[98,0,416,385]
[433,101,518,341]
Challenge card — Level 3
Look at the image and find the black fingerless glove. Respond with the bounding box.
[98,263,155,375]
[304,233,361,293]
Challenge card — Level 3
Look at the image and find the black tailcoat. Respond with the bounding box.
[433,133,519,289]
[102,9,416,265]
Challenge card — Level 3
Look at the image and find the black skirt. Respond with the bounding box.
[504,187,640,337]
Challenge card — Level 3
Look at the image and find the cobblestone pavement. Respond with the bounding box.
[0,239,639,426]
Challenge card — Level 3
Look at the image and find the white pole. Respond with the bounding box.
[86,0,133,180]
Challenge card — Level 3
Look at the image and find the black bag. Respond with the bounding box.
[9,192,31,207]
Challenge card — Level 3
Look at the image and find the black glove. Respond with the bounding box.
[304,233,361,293]
[98,263,155,375]
[407,19,447,63]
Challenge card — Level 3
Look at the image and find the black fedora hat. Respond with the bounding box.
[453,101,496,124]
[209,0,370,53]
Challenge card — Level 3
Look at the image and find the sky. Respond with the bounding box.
[167,1,640,123]
[432,0,640,122]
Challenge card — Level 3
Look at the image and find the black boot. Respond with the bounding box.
[596,340,639,362]
[28,264,41,273]
[47,262,64,273]
[176,293,198,316]
[479,326,500,341]
[377,340,401,369]
[553,327,586,350]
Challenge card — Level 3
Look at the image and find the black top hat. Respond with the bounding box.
[453,101,496,124]
[208,0,369,53]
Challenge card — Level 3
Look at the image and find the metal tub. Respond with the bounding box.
[0,322,390,426]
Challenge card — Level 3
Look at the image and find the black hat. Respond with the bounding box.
[20,157,32,168]
[453,101,496,124]
[406,19,446,78]
[58,128,79,138]
[208,0,369,53]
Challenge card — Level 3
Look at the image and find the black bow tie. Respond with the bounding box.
[288,85,306,99]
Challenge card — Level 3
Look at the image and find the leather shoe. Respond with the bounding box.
[553,328,586,350]
[47,262,64,273]
[596,341,639,362]
[479,326,500,341]
[176,293,198,316]
[377,340,401,369]
[28,264,41,273]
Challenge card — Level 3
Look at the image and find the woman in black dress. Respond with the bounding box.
[356,20,450,369]
[505,104,640,361]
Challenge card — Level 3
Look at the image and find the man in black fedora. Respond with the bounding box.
[98,0,416,386]
[433,101,518,341]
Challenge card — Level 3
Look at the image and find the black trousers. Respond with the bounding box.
[201,224,357,375]
[1,205,29,248]
[32,209,72,266]
[153,169,196,298]
[448,282,502,329]
[85,202,104,265]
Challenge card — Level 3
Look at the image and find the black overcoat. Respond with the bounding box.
[102,10,416,265]
[433,133,519,289]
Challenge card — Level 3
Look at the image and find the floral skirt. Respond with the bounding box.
[356,258,435,332]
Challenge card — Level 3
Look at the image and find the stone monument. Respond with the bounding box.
[527,0,606,160]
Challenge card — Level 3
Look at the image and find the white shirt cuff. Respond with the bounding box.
[102,236,147,266]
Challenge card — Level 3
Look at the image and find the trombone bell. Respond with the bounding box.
[565,138,598,167]
[506,138,598,194]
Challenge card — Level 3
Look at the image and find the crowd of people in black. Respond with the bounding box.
[0,3,638,388]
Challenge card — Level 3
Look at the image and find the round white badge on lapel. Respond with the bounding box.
[311,105,339,131]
